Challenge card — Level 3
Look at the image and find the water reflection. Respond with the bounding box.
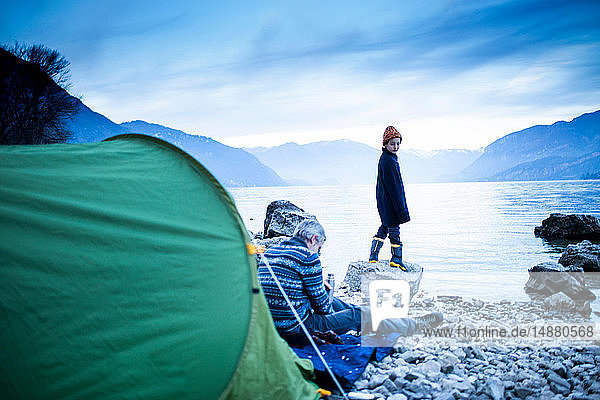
[230,180,600,301]
[538,238,580,255]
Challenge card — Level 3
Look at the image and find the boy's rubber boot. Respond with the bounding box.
[390,242,407,271]
[368,237,384,263]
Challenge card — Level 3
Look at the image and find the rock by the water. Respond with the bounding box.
[343,260,423,301]
[559,240,600,272]
[543,292,577,312]
[534,213,600,240]
[262,200,317,238]
[524,262,596,307]
[264,200,303,233]
[528,261,582,273]
[253,235,290,250]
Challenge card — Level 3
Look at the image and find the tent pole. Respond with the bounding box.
[258,253,349,400]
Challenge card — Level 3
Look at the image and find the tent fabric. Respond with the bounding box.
[0,134,319,400]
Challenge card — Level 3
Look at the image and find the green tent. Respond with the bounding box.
[0,134,319,400]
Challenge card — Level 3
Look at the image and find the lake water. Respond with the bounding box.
[230,180,600,302]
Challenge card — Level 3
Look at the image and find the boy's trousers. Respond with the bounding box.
[375,225,400,243]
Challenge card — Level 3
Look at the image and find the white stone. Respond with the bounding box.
[485,376,505,400]
[415,359,441,376]
[387,394,408,400]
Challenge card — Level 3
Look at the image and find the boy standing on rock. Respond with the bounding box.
[369,126,411,270]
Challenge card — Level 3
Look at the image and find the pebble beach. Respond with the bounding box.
[338,290,600,400]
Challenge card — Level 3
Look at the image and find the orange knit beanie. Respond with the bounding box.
[383,126,402,146]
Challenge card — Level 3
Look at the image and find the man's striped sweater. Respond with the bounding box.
[257,237,332,331]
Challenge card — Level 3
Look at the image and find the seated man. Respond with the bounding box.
[257,219,442,346]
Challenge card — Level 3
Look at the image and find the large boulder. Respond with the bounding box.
[528,261,582,273]
[543,292,578,313]
[343,260,423,301]
[534,213,600,240]
[524,262,595,314]
[542,292,592,316]
[263,200,317,238]
[253,235,290,250]
[559,240,600,272]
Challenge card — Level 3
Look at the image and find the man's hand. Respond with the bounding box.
[324,281,332,291]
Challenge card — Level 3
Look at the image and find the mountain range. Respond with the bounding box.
[247,111,600,184]
[66,99,600,186]
[67,104,600,186]
[67,103,285,187]
[245,142,482,185]
[64,100,483,186]
[456,110,600,181]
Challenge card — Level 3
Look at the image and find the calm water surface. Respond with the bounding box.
[230,181,600,302]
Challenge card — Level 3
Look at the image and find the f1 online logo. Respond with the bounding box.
[369,280,410,331]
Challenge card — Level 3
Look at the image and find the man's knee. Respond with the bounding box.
[331,297,357,312]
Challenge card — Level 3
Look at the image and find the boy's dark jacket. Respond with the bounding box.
[376,148,410,226]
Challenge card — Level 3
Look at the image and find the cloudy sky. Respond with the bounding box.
[3,0,599,150]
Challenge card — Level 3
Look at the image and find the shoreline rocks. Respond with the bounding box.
[346,292,600,400]
[534,213,600,240]
[355,339,600,400]
[527,213,600,317]
[523,262,595,317]
[559,240,600,272]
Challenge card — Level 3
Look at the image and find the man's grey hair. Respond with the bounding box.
[293,219,326,242]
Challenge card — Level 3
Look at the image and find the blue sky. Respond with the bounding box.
[2,0,599,149]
